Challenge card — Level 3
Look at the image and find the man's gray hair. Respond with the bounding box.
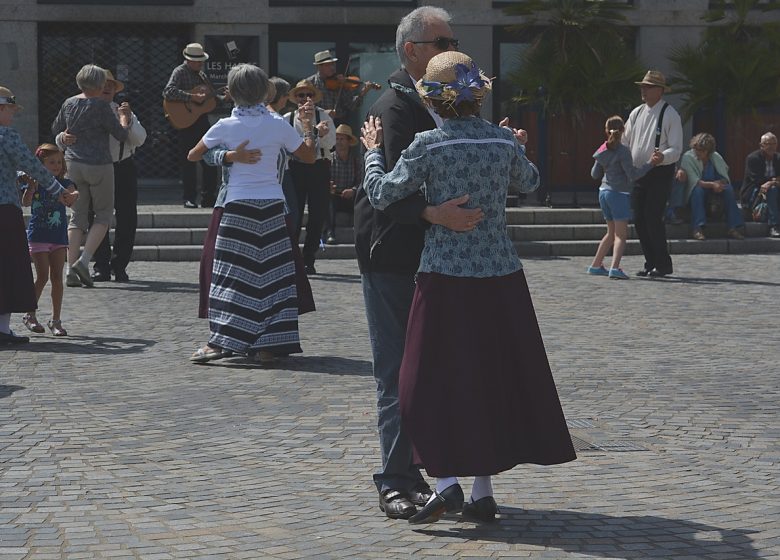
[227,64,269,107]
[396,6,452,68]
[76,64,107,92]
[761,132,777,144]
[269,76,291,106]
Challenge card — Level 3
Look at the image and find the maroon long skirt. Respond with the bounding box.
[0,205,37,314]
[399,269,577,477]
[199,208,315,319]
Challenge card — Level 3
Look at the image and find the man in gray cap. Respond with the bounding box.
[306,49,375,125]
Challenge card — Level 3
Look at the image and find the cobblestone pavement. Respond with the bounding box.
[2,254,779,560]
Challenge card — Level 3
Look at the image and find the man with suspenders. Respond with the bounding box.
[623,70,683,277]
[285,80,336,275]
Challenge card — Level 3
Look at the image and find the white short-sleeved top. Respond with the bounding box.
[202,112,302,204]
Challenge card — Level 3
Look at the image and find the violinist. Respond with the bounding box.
[307,49,379,126]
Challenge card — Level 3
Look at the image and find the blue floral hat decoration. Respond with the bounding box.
[415,51,492,110]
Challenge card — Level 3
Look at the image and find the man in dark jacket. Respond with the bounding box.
[742,132,780,237]
[354,5,484,520]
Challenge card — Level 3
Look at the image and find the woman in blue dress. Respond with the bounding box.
[361,52,576,524]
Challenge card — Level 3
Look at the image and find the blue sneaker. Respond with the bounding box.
[587,266,609,276]
[609,268,629,280]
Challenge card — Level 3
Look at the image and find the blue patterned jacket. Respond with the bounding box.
[364,116,539,278]
[1,127,65,209]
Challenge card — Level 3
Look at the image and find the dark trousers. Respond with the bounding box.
[93,157,138,275]
[633,164,675,272]
[178,114,218,204]
[290,159,330,266]
[324,194,354,235]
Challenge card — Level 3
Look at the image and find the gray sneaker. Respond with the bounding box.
[66,269,82,287]
[71,261,94,288]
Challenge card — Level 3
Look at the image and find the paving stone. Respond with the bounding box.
[1,256,778,558]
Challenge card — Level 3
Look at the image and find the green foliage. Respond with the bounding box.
[669,0,780,120]
[503,0,642,122]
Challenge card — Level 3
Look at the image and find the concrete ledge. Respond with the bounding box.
[670,239,729,255]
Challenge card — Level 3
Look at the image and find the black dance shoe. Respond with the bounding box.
[0,331,30,345]
[408,482,433,507]
[91,269,111,282]
[648,267,673,277]
[461,496,498,523]
[113,269,129,282]
[408,483,464,524]
[378,489,416,520]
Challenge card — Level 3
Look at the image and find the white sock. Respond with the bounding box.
[433,477,458,502]
[471,475,493,502]
[0,313,10,334]
[77,250,93,268]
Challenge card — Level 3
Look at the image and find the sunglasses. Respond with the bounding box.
[411,37,459,50]
[296,92,315,99]
[0,96,17,105]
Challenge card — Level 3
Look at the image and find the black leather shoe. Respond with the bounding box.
[462,496,498,523]
[408,482,433,507]
[91,270,111,282]
[113,269,129,282]
[183,200,198,209]
[378,489,416,520]
[0,331,30,345]
[636,268,651,277]
[408,483,464,524]
[304,265,317,275]
[648,267,673,277]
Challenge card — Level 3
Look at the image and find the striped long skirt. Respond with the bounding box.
[207,199,302,356]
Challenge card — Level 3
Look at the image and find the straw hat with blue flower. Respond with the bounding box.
[415,51,492,117]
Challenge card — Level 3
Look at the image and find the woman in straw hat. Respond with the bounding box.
[0,86,78,344]
[361,51,576,524]
[186,64,317,364]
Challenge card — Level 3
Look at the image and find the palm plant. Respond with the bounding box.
[503,0,642,122]
[669,0,780,121]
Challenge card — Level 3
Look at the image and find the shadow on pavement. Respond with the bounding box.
[92,279,199,294]
[417,507,760,559]
[24,336,156,355]
[0,385,25,399]
[639,275,780,288]
[213,355,372,376]
[308,272,362,284]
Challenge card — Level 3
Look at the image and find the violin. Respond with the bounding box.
[324,75,382,92]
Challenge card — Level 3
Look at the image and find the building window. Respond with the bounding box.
[271,0,415,6]
[39,0,192,4]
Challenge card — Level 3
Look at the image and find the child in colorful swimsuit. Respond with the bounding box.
[20,144,75,336]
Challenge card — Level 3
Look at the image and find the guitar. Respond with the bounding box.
[163,85,221,130]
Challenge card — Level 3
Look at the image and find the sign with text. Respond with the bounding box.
[203,35,260,88]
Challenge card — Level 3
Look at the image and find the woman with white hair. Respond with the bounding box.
[362,51,576,524]
[51,64,131,288]
[187,64,316,364]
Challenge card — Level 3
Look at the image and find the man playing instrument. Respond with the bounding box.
[163,42,224,208]
[307,50,376,126]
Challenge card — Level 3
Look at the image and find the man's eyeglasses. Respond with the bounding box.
[411,37,459,50]
[0,96,17,105]
[296,92,315,99]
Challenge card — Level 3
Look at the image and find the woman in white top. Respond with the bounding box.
[187,64,316,364]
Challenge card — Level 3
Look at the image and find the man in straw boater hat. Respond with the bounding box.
[163,42,223,208]
[353,5,485,521]
[283,79,335,275]
[323,124,362,244]
[306,49,377,126]
[623,69,683,277]
[0,86,78,344]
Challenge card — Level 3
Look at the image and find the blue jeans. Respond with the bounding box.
[361,271,425,493]
[767,186,779,226]
[689,184,744,229]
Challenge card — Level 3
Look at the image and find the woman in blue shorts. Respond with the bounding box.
[588,115,661,279]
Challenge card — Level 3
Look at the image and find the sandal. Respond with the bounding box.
[47,319,68,337]
[190,345,228,364]
[23,313,46,334]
